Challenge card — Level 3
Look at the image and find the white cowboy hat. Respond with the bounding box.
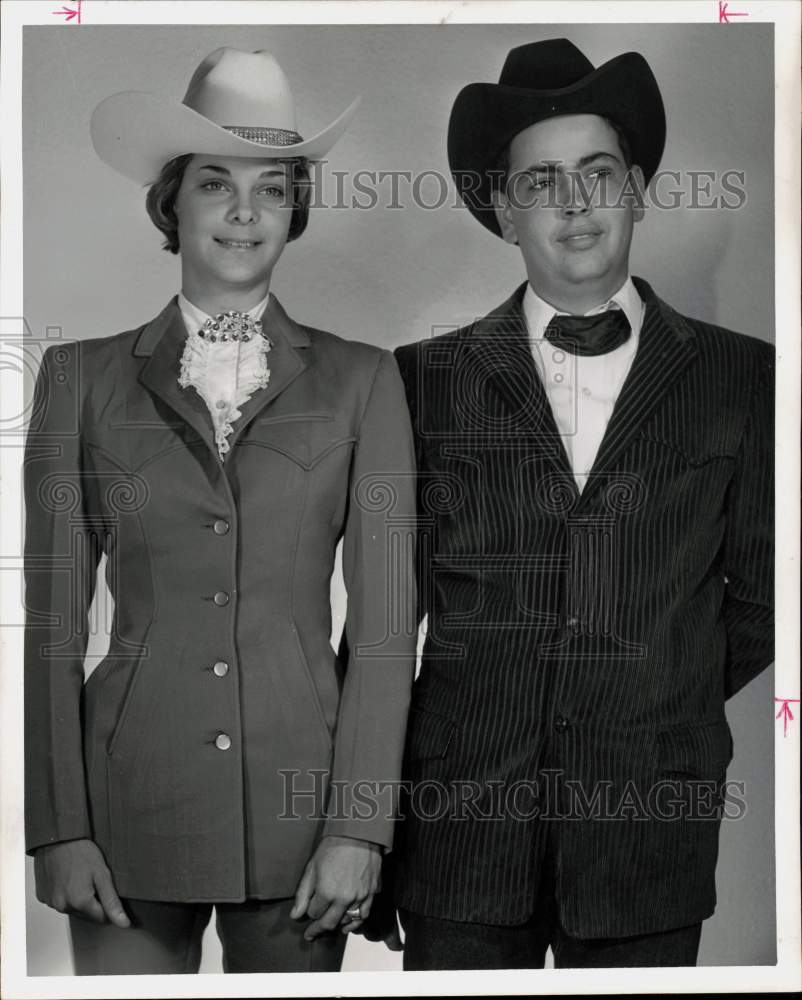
[90,46,360,183]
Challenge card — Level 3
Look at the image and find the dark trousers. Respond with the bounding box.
[400,907,702,970]
[69,897,347,975]
[399,854,702,970]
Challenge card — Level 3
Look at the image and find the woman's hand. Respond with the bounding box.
[290,835,381,940]
[34,839,131,927]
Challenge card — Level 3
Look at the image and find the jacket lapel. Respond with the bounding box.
[134,295,310,462]
[467,283,577,486]
[223,294,309,452]
[578,276,699,507]
[136,298,217,454]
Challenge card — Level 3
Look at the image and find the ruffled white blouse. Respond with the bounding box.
[177,292,271,460]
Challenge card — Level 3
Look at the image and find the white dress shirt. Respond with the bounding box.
[177,291,271,459]
[523,278,644,492]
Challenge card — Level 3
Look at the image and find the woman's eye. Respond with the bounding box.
[200,180,226,191]
[260,186,287,199]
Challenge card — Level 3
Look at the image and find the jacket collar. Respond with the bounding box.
[586,276,697,503]
[135,294,311,462]
[133,292,311,357]
[467,281,575,483]
[466,276,699,507]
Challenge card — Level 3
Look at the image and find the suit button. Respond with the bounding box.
[213,519,230,535]
[213,660,229,677]
[213,591,229,607]
[215,733,232,751]
[554,716,570,733]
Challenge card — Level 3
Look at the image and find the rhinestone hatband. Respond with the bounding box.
[223,126,303,147]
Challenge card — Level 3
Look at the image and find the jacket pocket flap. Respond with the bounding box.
[406,707,457,762]
[245,416,355,470]
[634,432,739,468]
[655,718,733,779]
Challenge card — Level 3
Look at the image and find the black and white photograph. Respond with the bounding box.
[0,1,799,996]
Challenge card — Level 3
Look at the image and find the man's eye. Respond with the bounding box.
[588,167,613,179]
[528,176,553,191]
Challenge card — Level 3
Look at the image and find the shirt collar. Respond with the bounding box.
[523,277,643,341]
[177,290,270,337]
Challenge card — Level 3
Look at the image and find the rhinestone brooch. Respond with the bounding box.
[197,311,268,344]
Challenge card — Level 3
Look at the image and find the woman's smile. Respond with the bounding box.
[214,236,263,250]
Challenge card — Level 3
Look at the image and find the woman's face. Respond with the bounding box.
[174,154,294,308]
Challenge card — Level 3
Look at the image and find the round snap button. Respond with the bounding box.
[215,733,232,751]
[213,660,229,677]
[553,351,565,364]
[213,519,230,535]
[554,373,564,383]
[215,399,227,410]
[582,386,591,397]
[213,591,230,607]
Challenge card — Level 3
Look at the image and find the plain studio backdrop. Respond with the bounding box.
[22,22,774,974]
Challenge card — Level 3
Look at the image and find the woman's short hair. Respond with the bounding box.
[145,153,312,254]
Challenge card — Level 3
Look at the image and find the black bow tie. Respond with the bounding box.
[543,309,631,357]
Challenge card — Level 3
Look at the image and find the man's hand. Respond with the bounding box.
[33,839,130,927]
[350,851,403,950]
[290,835,381,940]
[355,907,404,951]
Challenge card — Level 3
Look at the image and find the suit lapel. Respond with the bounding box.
[135,294,310,463]
[578,277,699,506]
[467,283,576,486]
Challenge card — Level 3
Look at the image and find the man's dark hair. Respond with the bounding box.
[489,116,634,195]
[145,153,312,254]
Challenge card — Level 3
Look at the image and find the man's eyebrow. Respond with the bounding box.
[525,151,622,173]
[576,151,622,169]
[196,164,288,179]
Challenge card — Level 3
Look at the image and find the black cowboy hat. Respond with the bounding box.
[447,38,666,237]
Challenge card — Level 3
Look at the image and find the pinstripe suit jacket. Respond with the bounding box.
[392,277,774,937]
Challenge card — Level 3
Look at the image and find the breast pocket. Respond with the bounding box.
[246,413,356,471]
[629,431,739,527]
[633,430,739,470]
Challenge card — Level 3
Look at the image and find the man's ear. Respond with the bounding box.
[492,189,519,246]
[627,165,646,222]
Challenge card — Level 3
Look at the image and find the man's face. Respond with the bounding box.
[175,154,294,307]
[495,114,644,312]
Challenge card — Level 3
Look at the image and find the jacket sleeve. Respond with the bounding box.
[323,350,417,849]
[24,342,101,852]
[723,341,775,699]
[393,342,429,627]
